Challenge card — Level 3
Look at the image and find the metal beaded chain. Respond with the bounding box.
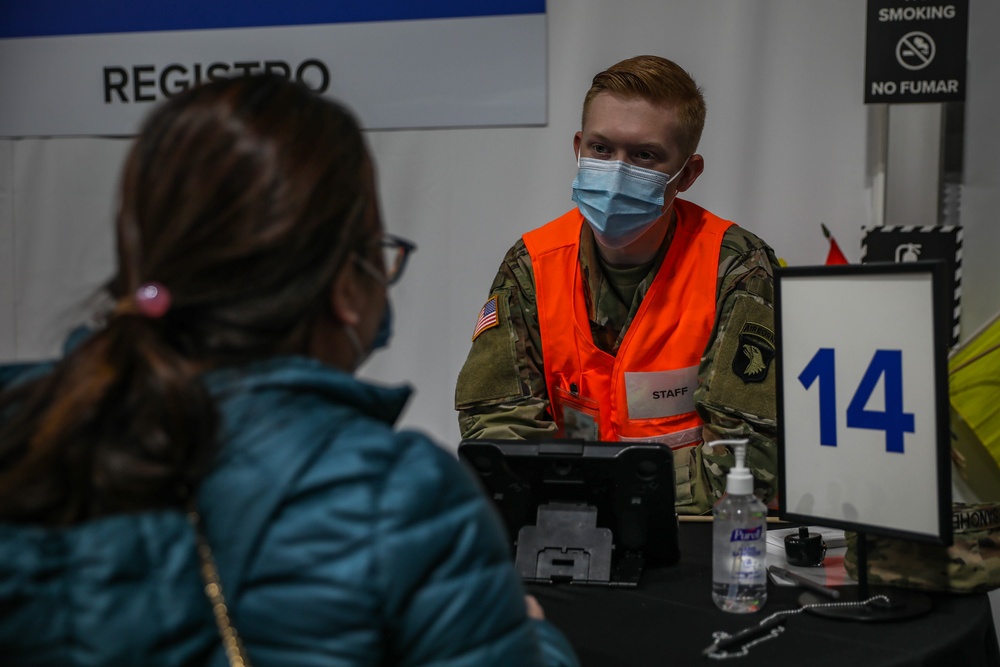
[188,510,253,667]
[705,595,892,660]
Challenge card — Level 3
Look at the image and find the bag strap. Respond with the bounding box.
[188,509,253,667]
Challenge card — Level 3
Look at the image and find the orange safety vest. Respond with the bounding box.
[522,199,732,449]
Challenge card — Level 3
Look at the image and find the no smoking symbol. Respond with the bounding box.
[896,31,936,71]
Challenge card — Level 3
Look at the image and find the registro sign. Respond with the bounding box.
[0,1,547,136]
[865,0,968,103]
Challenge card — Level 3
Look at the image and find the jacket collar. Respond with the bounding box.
[203,356,413,426]
[42,328,414,425]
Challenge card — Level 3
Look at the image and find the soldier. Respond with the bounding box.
[455,55,779,514]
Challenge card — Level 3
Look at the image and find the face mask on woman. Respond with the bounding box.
[571,155,689,248]
[371,301,392,351]
[343,299,392,370]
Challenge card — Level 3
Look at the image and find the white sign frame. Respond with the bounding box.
[776,262,951,545]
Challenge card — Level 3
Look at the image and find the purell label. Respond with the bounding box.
[729,526,763,542]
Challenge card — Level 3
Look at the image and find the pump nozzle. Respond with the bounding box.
[733,442,746,470]
[710,439,749,465]
[712,438,752,495]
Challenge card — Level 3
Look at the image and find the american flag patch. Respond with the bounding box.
[472,295,499,341]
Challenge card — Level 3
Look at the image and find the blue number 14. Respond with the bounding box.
[798,348,914,453]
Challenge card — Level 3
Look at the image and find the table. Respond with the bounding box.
[528,523,1000,666]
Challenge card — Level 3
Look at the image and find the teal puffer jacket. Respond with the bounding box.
[0,356,579,667]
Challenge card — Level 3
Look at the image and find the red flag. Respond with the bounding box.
[822,224,848,265]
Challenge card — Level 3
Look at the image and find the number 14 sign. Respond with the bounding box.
[775,262,951,545]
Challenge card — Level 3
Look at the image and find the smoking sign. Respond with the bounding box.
[865,0,968,104]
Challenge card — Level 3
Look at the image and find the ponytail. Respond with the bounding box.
[0,304,216,525]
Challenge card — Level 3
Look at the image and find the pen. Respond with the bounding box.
[702,616,787,655]
[767,565,841,600]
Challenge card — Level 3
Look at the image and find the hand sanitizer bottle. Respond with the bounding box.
[711,439,767,613]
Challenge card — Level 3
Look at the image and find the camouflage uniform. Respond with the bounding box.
[455,204,779,515]
[844,503,1000,593]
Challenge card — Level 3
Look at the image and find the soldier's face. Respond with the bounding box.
[574,92,688,184]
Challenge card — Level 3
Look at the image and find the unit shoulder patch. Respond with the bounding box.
[731,321,775,383]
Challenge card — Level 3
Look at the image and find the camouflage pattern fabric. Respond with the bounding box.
[844,502,1000,594]
[455,205,779,515]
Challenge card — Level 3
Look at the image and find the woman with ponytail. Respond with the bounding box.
[0,75,578,667]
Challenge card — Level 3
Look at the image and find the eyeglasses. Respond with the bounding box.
[354,233,417,286]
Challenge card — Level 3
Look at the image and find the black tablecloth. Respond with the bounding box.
[528,523,1000,667]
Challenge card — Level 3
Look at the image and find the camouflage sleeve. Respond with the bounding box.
[454,239,558,441]
[691,225,780,512]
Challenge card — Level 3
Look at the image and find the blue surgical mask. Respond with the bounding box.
[344,301,393,371]
[372,300,393,351]
[346,251,395,366]
[571,155,688,249]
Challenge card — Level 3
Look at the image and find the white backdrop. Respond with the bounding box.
[2,0,999,454]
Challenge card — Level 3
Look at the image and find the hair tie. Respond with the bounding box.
[134,282,172,319]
